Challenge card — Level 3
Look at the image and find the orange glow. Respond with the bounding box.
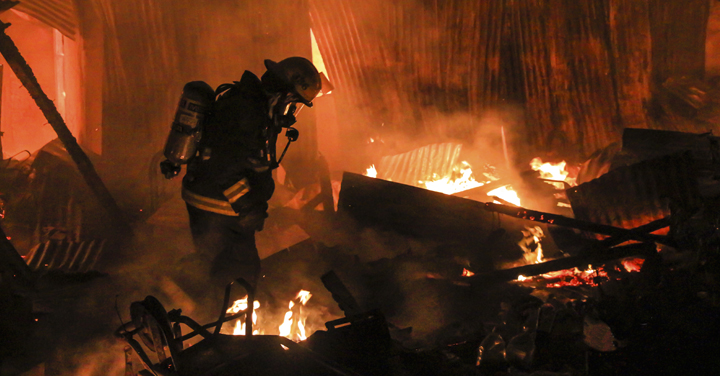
[461,268,475,277]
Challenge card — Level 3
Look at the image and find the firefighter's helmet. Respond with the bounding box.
[264,57,322,107]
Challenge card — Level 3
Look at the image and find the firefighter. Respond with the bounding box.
[175,57,321,300]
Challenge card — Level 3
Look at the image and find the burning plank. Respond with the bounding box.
[484,203,672,246]
[467,242,656,284]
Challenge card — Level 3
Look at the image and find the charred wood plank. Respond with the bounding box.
[468,242,655,284]
[0,22,131,237]
[338,172,495,246]
[484,202,670,245]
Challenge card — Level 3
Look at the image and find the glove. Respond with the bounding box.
[237,206,269,231]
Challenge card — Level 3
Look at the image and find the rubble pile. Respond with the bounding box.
[2,128,720,375]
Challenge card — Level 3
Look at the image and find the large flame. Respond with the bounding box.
[530,158,576,188]
[226,290,315,341]
[420,161,486,195]
[365,165,377,178]
[278,290,313,342]
[227,296,262,336]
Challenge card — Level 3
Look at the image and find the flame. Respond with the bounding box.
[461,268,475,277]
[420,161,486,195]
[517,275,529,281]
[535,241,544,263]
[279,290,313,342]
[365,165,377,178]
[487,185,521,206]
[227,296,262,336]
[530,158,577,188]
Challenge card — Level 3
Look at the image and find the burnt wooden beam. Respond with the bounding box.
[598,216,672,248]
[321,271,362,316]
[484,202,670,245]
[0,22,131,237]
[468,242,656,284]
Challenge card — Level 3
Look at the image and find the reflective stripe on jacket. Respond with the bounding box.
[182,187,238,216]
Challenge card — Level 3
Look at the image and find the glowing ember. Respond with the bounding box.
[461,268,475,277]
[279,290,313,342]
[420,161,485,195]
[541,265,608,288]
[622,258,644,272]
[517,275,529,281]
[365,165,377,178]
[487,185,521,206]
[227,296,262,335]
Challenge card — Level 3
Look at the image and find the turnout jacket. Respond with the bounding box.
[182,71,275,217]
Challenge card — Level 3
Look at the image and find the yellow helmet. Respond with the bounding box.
[264,57,322,107]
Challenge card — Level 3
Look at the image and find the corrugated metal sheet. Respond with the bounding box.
[25,239,106,272]
[308,0,624,160]
[566,152,701,231]
[15,0,77,39]
[376,142,461,186]
[608,0,651,130]
[309,0,709,161]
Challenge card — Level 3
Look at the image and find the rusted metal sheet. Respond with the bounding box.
[566,152,701,231]
[375,142,461,186]
[649,0,710,91]
[15,0,77,39]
